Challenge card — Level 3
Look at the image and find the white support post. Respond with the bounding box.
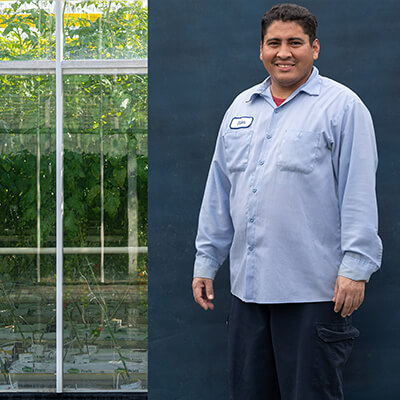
[100,79,105,284]
[128,139,138,277]
[37,97,41,284]
[55,0,64,393]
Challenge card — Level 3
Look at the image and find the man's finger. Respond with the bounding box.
[192,281,205,304]
[193,284,207,309]
[354,291,364,312]
[341,295,354,317]
[334,289,345,313]
[358,291,365,308]
[332,279,339,302]
[205,279,214,300]
[353,293,361,311]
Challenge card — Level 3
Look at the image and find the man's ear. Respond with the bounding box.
[312,38,320,61]
[259,40,264,62]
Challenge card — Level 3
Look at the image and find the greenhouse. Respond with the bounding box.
[0,0,148,394]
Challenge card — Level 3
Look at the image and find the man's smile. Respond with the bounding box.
[274,63,295,73]
[276,63,294,69]
[273,60,296,70]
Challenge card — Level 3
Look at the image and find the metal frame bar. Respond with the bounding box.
[63,59,148,74]
[0,59,147,75]
[0,247,148,255]
[0,61,55,74]
[0,393,148,399]
[55,0,64,393]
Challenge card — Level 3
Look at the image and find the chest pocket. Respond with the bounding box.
[277,129,321,174]
[222,129,253,172]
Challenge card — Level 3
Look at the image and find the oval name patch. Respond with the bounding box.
[229,116,254,129]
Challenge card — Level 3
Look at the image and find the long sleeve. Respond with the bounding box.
[193,115,234,280]
[334,100,383,281]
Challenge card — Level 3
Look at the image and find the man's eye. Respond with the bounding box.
[267,42,279,46]
[291,41,302,46]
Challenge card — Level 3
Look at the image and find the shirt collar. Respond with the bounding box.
[246,66,321,102]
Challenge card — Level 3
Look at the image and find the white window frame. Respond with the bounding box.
[0,1,148,393]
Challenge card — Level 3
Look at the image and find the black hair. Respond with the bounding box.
[261,3,318,45]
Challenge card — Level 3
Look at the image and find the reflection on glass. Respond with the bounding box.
[64,1,148,60]
[0,75,56,390]
[0,1,55,61]
[63,74,147,391]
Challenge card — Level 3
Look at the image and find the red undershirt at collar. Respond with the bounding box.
[272,95,286,107]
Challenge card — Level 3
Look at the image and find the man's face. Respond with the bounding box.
[259,20,320,98]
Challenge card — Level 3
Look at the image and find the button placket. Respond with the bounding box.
[245,103,280,300]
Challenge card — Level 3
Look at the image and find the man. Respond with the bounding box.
[192,3,382,400]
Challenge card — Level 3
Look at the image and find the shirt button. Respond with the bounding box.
[249,217,255,223]
[248,246,254,252]
[274,108,279,113]
[252,188,257,193]
[258,160,264,166]
[266,134,272,139]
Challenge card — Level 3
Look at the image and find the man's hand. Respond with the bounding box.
[192,277,214,311]
[333,275,365,318]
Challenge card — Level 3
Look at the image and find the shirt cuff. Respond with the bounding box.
[193,254,220,280]
[338,251,379,282]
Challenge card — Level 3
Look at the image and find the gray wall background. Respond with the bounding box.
[148,1,400,399]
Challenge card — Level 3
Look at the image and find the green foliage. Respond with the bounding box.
[0,1,148,283]
[0,74,148,281]
[0,1,55,60]
[64,0,148,59]
[0,0,148,385]
[0,0,147,60]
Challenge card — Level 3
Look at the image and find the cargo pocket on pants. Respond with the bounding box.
[312,322,360,399]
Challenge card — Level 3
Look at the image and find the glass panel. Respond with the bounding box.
[64,0,148,60]
[63,74,147,391]
[0,75,56,390]
[0,1,55,61]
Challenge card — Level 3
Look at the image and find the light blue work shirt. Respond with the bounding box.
[194,67,382,303]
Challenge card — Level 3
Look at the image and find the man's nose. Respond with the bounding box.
[276,44,291,59]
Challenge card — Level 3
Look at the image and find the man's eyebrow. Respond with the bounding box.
[287,37,305,42]
[265,36,305,43]
[265,37,281,43]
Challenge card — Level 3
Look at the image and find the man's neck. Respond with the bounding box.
[270,86,293,99]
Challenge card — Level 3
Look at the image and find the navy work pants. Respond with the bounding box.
[228,295,359,400]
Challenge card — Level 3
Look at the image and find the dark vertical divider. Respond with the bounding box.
[149,1,400,399]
